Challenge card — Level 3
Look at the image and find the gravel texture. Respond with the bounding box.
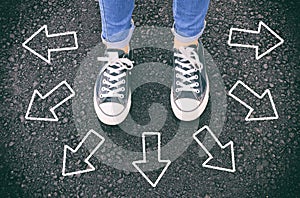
[0,0,299,197]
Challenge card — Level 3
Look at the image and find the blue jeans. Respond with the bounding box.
[99,0,210,48]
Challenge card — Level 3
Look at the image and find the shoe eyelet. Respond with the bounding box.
[195,75,198,79]
[196,90,200,93]
[176,81,180,85]
[122,79,126,84]
[99,94,103,98]
[120,95,124,99]
[101,87,105,91]
[121,87,125,91]
[103,79,107,83]
[195,82,199,87]
[175,88,179,92]
[176,74,180,78]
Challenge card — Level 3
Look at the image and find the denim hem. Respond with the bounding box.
[101,20,135,49]
[171,21,206,43]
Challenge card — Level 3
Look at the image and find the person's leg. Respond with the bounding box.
[171,0,210,121]
[95,0,135,125]
[99,0,135,51]
[172,0,210,47]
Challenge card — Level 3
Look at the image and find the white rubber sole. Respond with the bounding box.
[93,88,131,126]
[170,78,210,121]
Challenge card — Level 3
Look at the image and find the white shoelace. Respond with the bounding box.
[97,56,133,98]
[174,47,203,93]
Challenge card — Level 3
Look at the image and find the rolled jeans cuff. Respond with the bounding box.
[101,21,135,49]
[171,21,206,43]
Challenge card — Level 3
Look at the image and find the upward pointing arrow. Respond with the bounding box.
[228,21,284,59]
[132,132,171,187]
[22,25,78,64]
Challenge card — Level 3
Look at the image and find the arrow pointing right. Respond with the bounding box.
[228,21,284,59]
[193,126,236,173]
[132,132,171,187]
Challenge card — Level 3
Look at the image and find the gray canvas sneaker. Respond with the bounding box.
[94,48,133,125]
[171,41,209,121]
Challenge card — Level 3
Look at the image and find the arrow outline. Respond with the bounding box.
[193,126,236,173]
[62,129,105,176]
[228,21,284,60]
[228,80,279,121]
[22,25,79,64]
[25,80,75,121]
[132,132,171,187]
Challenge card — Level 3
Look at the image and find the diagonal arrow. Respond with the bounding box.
[62,129,105,176]
[228,21,284,60]
[132,132,171,187]
[193,126,236,173]
[25,80,75,121]
[22,25,78,64]
[228,80,278,121]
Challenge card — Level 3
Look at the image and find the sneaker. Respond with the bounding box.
[171,41,209,121]
[94,48,133,125]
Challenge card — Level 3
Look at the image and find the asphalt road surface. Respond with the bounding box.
[1,0,299,197]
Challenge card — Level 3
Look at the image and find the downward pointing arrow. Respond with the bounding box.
[62,130,105,176]
[228,21,284,59]
[193,126,236,173]
[132,132,171,187]
[25,80,75,121]
[22,25,78,64]
[228,80,278,121]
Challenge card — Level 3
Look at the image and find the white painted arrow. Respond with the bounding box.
[62,130,105,176]
[228,21,284,59]
[228,80,278,121]
[22,25,78,64]
[25,80,75,121]
[193,126,236,173]
[132,132,171,187]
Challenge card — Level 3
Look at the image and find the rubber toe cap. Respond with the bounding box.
[175,98,200,112]
[99,102,125,116]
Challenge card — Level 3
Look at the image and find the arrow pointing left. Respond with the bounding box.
[25,80,75,121]
[132,132,171,187]
[62,130,105,176]
[22,25,78,64]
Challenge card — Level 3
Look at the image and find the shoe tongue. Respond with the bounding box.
[175,44,198,72]
[174,44,199,100]
[174,44,198,51]
[102,49,127,104]
[186,44,198,49]
[107,48,126,58]
[106,48,127,71]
